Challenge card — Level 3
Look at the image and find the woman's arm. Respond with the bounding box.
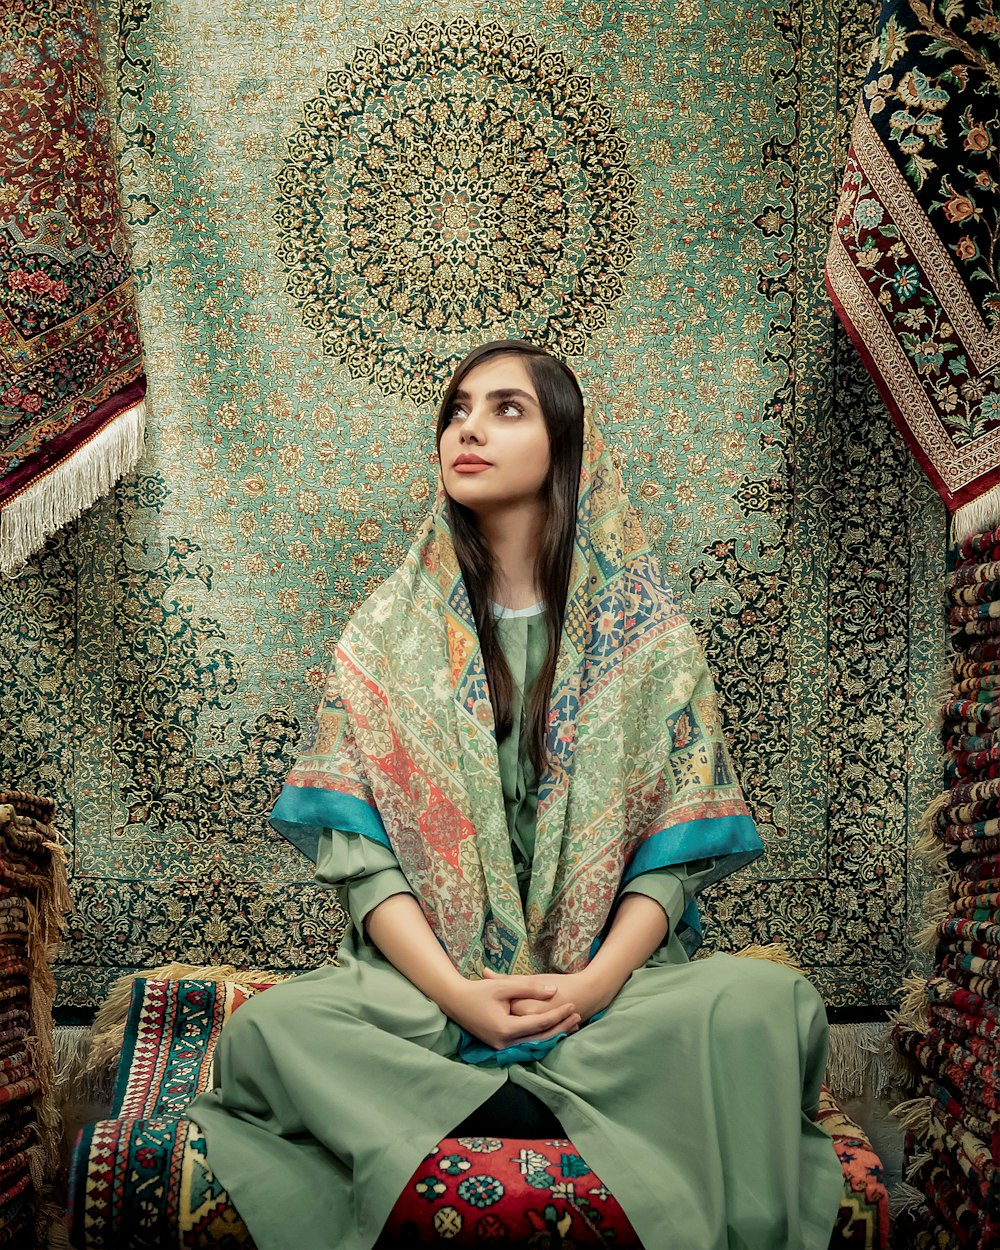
[365,892,581,1050]
[583,892,670,1007]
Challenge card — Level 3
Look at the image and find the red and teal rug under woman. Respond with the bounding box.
[68,977,890,1249]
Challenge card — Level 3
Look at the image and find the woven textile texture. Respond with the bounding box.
[67,976,890,1249]
[826,0,1000,539]
[891,526,1000,1250]
[0,0,945,1010]
[0,0,146,575]
[0,792,70,1247]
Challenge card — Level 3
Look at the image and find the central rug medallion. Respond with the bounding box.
[274,18,637,402]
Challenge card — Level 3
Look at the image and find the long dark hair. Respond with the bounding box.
[435,340,584,777]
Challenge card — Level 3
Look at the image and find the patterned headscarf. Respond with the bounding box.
[272,408,762,976]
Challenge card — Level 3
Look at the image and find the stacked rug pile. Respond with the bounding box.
[0,792,70,1247]
[892,527,1000,1249]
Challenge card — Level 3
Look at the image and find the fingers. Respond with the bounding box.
[519,1012,583,1043]
[506,1003,579,1041]
[508,997,551,1017]
[488,974,557,1000]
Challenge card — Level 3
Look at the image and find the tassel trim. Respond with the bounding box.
[824,1021,903,1100]
[952,482,1000,546]
[888,1180,929,1219]
[0,399,145,577]
[730,941,804,973]
[891,1094,934,1135]
[892,974,932,1035]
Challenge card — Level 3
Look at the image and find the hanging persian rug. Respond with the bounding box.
[0,0,145,576]
[826,0,1000,542]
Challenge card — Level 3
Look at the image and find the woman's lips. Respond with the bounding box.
[453,463,492,473]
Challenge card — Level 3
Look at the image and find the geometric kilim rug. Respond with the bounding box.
[68,978,890,1249]
[0,0,946,1010]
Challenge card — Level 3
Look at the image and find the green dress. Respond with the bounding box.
[188,607,844,1250]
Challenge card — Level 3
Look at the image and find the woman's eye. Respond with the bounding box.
[498,402,522,418]
[449,406,467,421]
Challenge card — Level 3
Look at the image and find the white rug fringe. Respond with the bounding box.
[1,399,145,576]
[54,1024,114,1105]
[952,482,1000,545]
[888,1180,928,1219]
[825,1021,898,1100]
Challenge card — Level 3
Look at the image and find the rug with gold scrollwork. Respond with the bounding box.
[827,0,1000,541]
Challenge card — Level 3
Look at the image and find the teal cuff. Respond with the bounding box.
[271,784,391,861]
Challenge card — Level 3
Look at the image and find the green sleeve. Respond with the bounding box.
[620,858,719,940]
[314,827,414,937]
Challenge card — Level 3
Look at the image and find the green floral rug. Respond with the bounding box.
[1,0,945,1008]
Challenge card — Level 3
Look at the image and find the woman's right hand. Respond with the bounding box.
[440,976,581,1051]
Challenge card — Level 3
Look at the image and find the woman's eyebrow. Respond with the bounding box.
[452,387,538,403]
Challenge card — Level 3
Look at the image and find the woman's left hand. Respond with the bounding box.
[481,967,618,1024]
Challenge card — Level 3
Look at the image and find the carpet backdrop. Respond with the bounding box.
[1,0,946,1009]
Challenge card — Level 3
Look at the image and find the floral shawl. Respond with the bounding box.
[271,411,762,976]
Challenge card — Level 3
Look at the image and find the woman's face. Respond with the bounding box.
[438,354,552,514]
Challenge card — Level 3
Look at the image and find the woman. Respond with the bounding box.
[188,340,844,1249]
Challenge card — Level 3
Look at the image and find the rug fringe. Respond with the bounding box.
[731,942,804,973]
[921,882,949,917]
[825,1021,899,1099]
[0,399,145,577]
[915,825,950,872]
[55,1024,113,1105]
[915,916,941,953]
[892,974,931,1034]
[932,663,955,716]
[917,790,950,839]
[952,482,1000,546]
[888,1180,929,1218]
[87,961,290,1074]
[891,1094,933,1135]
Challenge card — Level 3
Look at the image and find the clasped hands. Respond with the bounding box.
[441,967,615,1053]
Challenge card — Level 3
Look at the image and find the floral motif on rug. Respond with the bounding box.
[0,0,145,573]
[826,0,1000,534]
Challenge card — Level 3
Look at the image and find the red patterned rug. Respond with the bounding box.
[69,977,889,1249]
[826,0,1000,540]
[0,0,145,575]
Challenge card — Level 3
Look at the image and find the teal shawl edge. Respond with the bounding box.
[456,1026,572,1068]
[270,784,390,862]
[622,814,763,887]
[271,783,567,1067]
[272,791,764,1064]
[622,813,764,958]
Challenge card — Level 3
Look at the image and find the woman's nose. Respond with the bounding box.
[460,407,486,440]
